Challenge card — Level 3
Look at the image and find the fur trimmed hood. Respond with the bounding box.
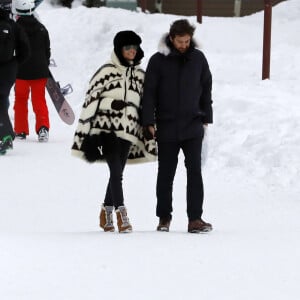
[157,33,201,56]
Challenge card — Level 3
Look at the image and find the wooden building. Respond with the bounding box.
[137,0,286,17]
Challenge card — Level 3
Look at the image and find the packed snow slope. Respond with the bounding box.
[1,1,299,299]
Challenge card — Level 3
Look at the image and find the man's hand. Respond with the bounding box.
[143,125,155,140]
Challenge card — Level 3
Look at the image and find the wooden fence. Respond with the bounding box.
[137,0,286,17]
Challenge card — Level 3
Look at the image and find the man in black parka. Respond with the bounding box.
[142,19,213,233]
[0,2,30,154]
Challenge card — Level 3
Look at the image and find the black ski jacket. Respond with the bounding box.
[142,35,213,142]
[0,9,30,87]
[16,15,50,80]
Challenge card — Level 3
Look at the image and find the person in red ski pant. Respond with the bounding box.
[13,0,51,142]
[14,78,49,140]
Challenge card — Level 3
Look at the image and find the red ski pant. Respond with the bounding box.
[14,78,49,135]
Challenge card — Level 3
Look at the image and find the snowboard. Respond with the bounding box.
[46,71,75,125]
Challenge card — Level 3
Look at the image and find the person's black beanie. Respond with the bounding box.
[113,30,144,66]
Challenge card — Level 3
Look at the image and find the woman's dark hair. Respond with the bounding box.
[169,19,196,38]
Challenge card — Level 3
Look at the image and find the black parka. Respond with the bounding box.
[142,35,213,142]
[0,8,30,139]
[0,9,30,86]
[16,15,50,80]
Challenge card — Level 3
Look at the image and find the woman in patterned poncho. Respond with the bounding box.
[71,31,156,233]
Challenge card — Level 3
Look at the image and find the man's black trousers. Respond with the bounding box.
[156,136,204,221]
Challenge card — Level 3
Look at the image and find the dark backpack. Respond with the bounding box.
[0,19,15,63]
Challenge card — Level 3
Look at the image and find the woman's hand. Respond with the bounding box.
[111,100,127,110]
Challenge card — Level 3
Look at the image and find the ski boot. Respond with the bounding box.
[38,126,49,142]
[0,135,13,155]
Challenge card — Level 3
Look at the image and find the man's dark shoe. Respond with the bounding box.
[188,219,212,233]
[157,217,171,232]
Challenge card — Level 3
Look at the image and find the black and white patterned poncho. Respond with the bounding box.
[71,51,157,163]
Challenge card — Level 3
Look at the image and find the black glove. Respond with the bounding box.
[111,100,127,111]
[143,126,155,141]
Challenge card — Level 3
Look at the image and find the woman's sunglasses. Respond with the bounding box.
[123,45,138,51]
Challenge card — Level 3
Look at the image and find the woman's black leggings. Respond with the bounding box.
[103,138,131,208]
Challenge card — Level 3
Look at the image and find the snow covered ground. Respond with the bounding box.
[1,0,300,299]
